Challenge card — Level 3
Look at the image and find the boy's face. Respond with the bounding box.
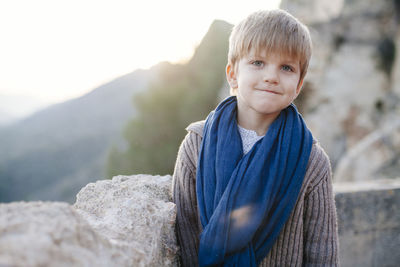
[226,48,303,122]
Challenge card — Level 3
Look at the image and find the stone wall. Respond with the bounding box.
[1,175,399,266]
[0,175,178,267]
[334,178,400,267]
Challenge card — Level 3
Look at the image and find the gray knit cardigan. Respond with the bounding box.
[172,120,340,267]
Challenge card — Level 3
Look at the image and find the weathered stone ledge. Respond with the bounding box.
[334,178,400,193]
[334,178,400,267]
[1,176,399,267]
[0,175,178,267]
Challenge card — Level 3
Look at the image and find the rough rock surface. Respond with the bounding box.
[74,174,178,267]
[0,175,178,267]
[281,0,344,24]
[393,30,400,97]
[281,0,400,175]
[306,44,389,165]
[1,174,400,266]
[334,115,400,182]
[334,178,400,267]
[0,202,127,267]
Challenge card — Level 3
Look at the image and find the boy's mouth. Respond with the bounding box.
[255,88,281,95]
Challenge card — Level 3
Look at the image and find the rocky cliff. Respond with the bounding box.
[281,0,400,182]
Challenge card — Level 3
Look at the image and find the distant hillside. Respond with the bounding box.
[0,109,17,126]
[0,67,157,202]
[107,19,232,177]
[0,95,50,126]
[0,19,233,203]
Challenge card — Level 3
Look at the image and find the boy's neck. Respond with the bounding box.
[236,109,281,136]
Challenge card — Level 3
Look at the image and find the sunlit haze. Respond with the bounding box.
[0,0,280,112]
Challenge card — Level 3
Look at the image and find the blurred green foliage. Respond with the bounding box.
[107,20,232,176]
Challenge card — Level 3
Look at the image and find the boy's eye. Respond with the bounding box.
[282,65,294,72]
[252,60,264,67]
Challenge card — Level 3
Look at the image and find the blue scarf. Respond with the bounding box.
[196,96,313,266]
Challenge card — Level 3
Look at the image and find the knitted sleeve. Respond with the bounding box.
[303,146,340,266]
[172,132,202,267]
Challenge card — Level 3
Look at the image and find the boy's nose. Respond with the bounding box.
[263,67,278,84]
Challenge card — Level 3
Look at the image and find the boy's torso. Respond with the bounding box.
[175,120,334,266]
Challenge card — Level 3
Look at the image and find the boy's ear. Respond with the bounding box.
[226,63,238,89]
[295,78,304,96]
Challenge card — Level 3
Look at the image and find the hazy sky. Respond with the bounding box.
[0,0,280,105]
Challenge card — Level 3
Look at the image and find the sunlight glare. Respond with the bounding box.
[0,0,280,104]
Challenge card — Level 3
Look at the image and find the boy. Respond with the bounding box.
[172,9,339,267]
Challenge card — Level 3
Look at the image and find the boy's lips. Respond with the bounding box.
[255,88,281,95]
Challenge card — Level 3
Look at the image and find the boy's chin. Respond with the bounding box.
[248,105,283,118]
[251,102,284,114]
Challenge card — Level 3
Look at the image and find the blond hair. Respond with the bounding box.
[228,9,312,82]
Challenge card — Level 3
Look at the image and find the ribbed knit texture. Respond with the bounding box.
[172,120,340,267]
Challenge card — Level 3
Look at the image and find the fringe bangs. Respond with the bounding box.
[228,10,312,80]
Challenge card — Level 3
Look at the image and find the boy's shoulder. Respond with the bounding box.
[183,120,331,190]
[185,120,206,137]
[185,120,318,145]
[184,120,326,168]
[177,120,205,170]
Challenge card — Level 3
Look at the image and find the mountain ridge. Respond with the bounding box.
[0,19,233,203]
